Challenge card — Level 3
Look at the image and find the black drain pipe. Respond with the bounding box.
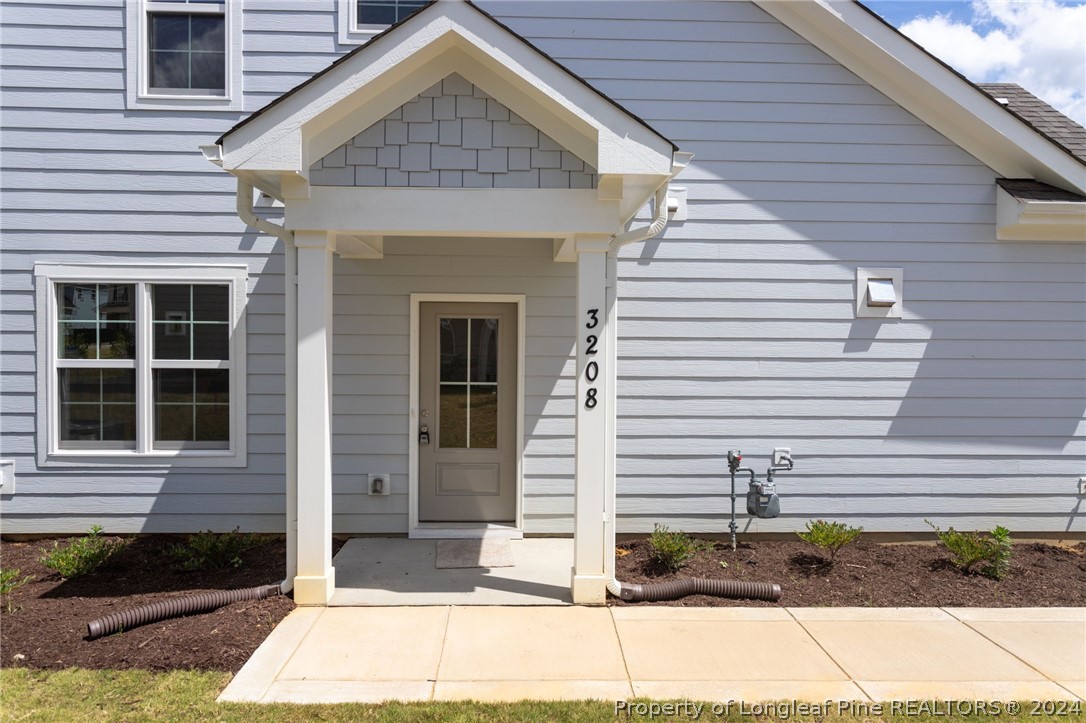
[614,578,780,603]
[86,583,282,640]
[607,449,782,604]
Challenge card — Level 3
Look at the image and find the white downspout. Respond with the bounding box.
[604,185,670,598]
[233,177,298,595]
[609,186,669,252]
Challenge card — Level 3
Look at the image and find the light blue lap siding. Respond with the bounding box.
[1,0,1082,535]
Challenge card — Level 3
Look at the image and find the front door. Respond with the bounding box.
[418,302,517,522]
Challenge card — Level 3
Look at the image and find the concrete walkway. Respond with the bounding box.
[219,606,1085,704]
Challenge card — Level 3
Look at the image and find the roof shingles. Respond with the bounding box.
[978,82,1086,164]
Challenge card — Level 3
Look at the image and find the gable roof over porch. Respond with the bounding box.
[207,0,687,229]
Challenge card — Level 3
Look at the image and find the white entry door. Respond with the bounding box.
[418,302,517,522]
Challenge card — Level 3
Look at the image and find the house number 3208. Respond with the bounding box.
[584,308,599,409]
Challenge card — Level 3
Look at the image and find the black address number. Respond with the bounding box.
[584,309,599,409]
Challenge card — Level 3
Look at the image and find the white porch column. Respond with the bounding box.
[293,230,336,605]
[571,234,613,603]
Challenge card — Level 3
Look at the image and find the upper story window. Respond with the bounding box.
[126,0,243,111]
[339,0,427,45]
[148,1,226,95]
[35,265,248,467]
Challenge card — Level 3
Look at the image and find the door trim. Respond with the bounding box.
[408,293,526,537]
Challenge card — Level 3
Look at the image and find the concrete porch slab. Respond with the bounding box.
[329,537,572,606]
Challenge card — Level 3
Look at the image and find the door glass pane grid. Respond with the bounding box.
[57,283,136,360]
[438,317,498,449]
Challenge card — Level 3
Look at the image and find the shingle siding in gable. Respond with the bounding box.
[309,74,598,189]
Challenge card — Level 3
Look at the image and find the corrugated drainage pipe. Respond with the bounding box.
[611,578,781,603]
[86,584,282,640]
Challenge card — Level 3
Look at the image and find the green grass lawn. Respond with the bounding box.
[2,669,1082,722]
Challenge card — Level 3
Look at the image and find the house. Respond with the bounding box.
[1,0,1083,605]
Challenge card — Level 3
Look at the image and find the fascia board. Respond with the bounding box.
[755,0,1086,195]
[222,2,672,176]
[996,187,1086,241]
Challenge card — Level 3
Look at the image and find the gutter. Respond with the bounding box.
[207,140,300,596]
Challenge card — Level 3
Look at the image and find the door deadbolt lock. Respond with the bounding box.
[419,425,430,446]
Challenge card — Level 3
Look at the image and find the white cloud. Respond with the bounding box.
[898,0,1086,124]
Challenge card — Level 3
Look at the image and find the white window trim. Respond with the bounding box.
[337,0,421,45]
[34,264,248,468]
[125,0,244,111]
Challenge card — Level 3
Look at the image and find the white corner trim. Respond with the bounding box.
[996,187,1086,242]
[33,263,249,468]
[125,0,244,112]
[407,293,526,536]
[754,0,1086,195]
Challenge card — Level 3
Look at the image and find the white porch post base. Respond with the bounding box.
[293,571,336,606]
[571,235,613,605]
[571,573,609,604]
[293,231,336,606]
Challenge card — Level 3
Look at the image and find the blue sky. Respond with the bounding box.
[862,0,1086,123]
[865,1,979,25]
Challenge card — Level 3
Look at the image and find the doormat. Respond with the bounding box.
[435,539,514,569]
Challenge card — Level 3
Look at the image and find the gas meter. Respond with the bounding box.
[746,478,780,519]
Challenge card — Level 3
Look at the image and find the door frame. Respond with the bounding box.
[408,293,526,537]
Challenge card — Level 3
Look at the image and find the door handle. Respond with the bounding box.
[419,425,430,446]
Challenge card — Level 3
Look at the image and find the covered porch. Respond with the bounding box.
[329,537,573,606]
[203,0,688,605]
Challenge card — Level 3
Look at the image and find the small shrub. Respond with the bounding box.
[0,568,34,611]
[796,519,864,562]
[926,520,1013,580]
[40,525,125,579]
[166,527,264,571]
[648,524,705,573]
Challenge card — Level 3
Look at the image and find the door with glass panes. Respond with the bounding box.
[418,302,516,522]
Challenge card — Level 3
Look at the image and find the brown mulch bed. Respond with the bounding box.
[0,535,348,673]
[612,538,1086,607]
[3,533,1083,673]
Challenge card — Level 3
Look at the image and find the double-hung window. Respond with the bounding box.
[126,0,243,110]
[36,266,247,466]
[338,0,427,44]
